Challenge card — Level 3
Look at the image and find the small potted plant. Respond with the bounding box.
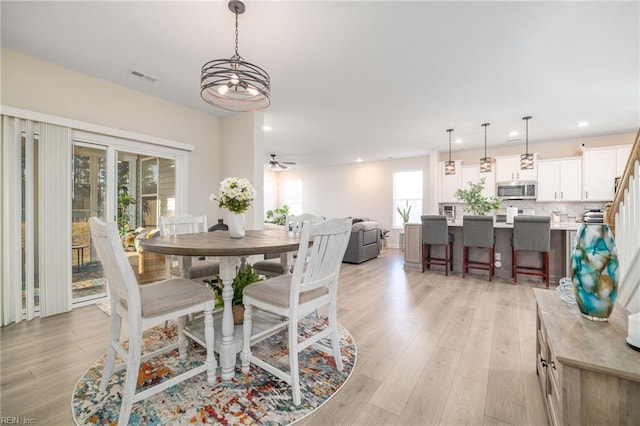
[204,263,263,324]
[379,228,390,251]
[396,202,411,224]
[454,177,502,216]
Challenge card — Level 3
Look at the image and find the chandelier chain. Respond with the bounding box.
[234,7,240,58]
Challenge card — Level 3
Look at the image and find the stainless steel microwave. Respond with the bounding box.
[496,180,537,200]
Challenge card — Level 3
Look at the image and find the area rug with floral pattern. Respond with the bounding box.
[72,316,356,425]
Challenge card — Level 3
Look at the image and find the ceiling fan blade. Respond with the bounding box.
[278,163,288,169]
[280,161,296,165]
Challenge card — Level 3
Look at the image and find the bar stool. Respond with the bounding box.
[421,215,454,276]
[512,216,551,287]
[462,216,495,281]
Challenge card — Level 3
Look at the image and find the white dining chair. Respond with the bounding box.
[89,217,216,425]
[253,213,325,277]
[240,218,352,405]
[159,214,221,279]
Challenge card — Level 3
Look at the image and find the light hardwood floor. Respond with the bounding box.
[1,250,549,425]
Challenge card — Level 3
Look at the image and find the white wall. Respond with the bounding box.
[272,156,431,246]
[263,170,279,215]
[1,47,222,222]
[220,112,265,229]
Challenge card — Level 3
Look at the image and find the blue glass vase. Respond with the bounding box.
[571,224,619,321]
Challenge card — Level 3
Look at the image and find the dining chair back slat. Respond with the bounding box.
[160,214,208,236]
[90,217,140,309]
[160,214,221,279]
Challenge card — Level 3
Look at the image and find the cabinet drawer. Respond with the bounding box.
[547,345,562,424]
[548,344,561,388]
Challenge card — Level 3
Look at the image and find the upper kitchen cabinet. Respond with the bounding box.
[495,155,538,182]
[616,145,632,176]
[439,160,462,203]
[537,158,582,201]
[583,145,631,201]
[461,164,496,197]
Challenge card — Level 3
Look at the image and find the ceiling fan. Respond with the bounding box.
[268,154,296,169]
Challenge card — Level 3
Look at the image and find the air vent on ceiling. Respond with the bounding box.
[507,138,522,142]
[129,69,158,83]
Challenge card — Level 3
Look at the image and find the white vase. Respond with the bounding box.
[228,212,246,238]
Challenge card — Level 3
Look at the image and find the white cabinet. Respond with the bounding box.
[495,155,537,182]
[616,145,632,176]
[461,164,496,197]
[583,146,630,201]
[537,158,582,201]
[439,160,462,203]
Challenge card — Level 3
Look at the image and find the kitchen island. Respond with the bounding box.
[404,220,580,284]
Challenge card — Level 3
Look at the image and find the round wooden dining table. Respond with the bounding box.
[140,229,302,380]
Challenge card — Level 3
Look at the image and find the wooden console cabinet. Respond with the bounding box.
[403,223,422,271]
[534,289,640,425]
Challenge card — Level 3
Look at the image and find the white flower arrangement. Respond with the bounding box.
[210,177,256,213]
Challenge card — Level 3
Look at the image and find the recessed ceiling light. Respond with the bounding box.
[454,138,463,144]
[508,131,519,137]
[356,158,363,163]
[576,121,589,127]
[263,125,272,131]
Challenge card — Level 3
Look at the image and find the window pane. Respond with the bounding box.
[72,143,107,302]
[394,170,422,199]
[283,179,303,215]
[393,170,423,227]
[141,158,158,194]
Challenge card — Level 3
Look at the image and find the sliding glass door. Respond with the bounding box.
[71,146,177,303]
[72,143,107,302]
[117,152,176,232]
[3,112,189,324]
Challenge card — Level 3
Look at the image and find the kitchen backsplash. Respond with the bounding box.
[443,201,606,222]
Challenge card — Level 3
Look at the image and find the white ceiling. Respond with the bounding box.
[2,1,638,169]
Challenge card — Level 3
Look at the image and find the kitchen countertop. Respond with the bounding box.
[445,220,582,231]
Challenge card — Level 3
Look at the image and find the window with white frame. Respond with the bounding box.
[282,178,303,215]
[393,170,423,228]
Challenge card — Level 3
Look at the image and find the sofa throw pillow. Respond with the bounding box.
[352,221,378,231]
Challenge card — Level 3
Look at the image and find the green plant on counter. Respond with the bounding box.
[454,177,502,216]
[265,205,290,226]
[396,202,411,223]
[204,263,264,309]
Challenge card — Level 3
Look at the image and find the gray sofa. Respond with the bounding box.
[342,221,380,264]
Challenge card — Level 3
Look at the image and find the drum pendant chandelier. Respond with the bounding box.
[200,1,271,112]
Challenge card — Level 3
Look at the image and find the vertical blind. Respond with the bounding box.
[1,116,72,326]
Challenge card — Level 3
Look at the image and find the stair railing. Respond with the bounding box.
[605,129,640,346]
